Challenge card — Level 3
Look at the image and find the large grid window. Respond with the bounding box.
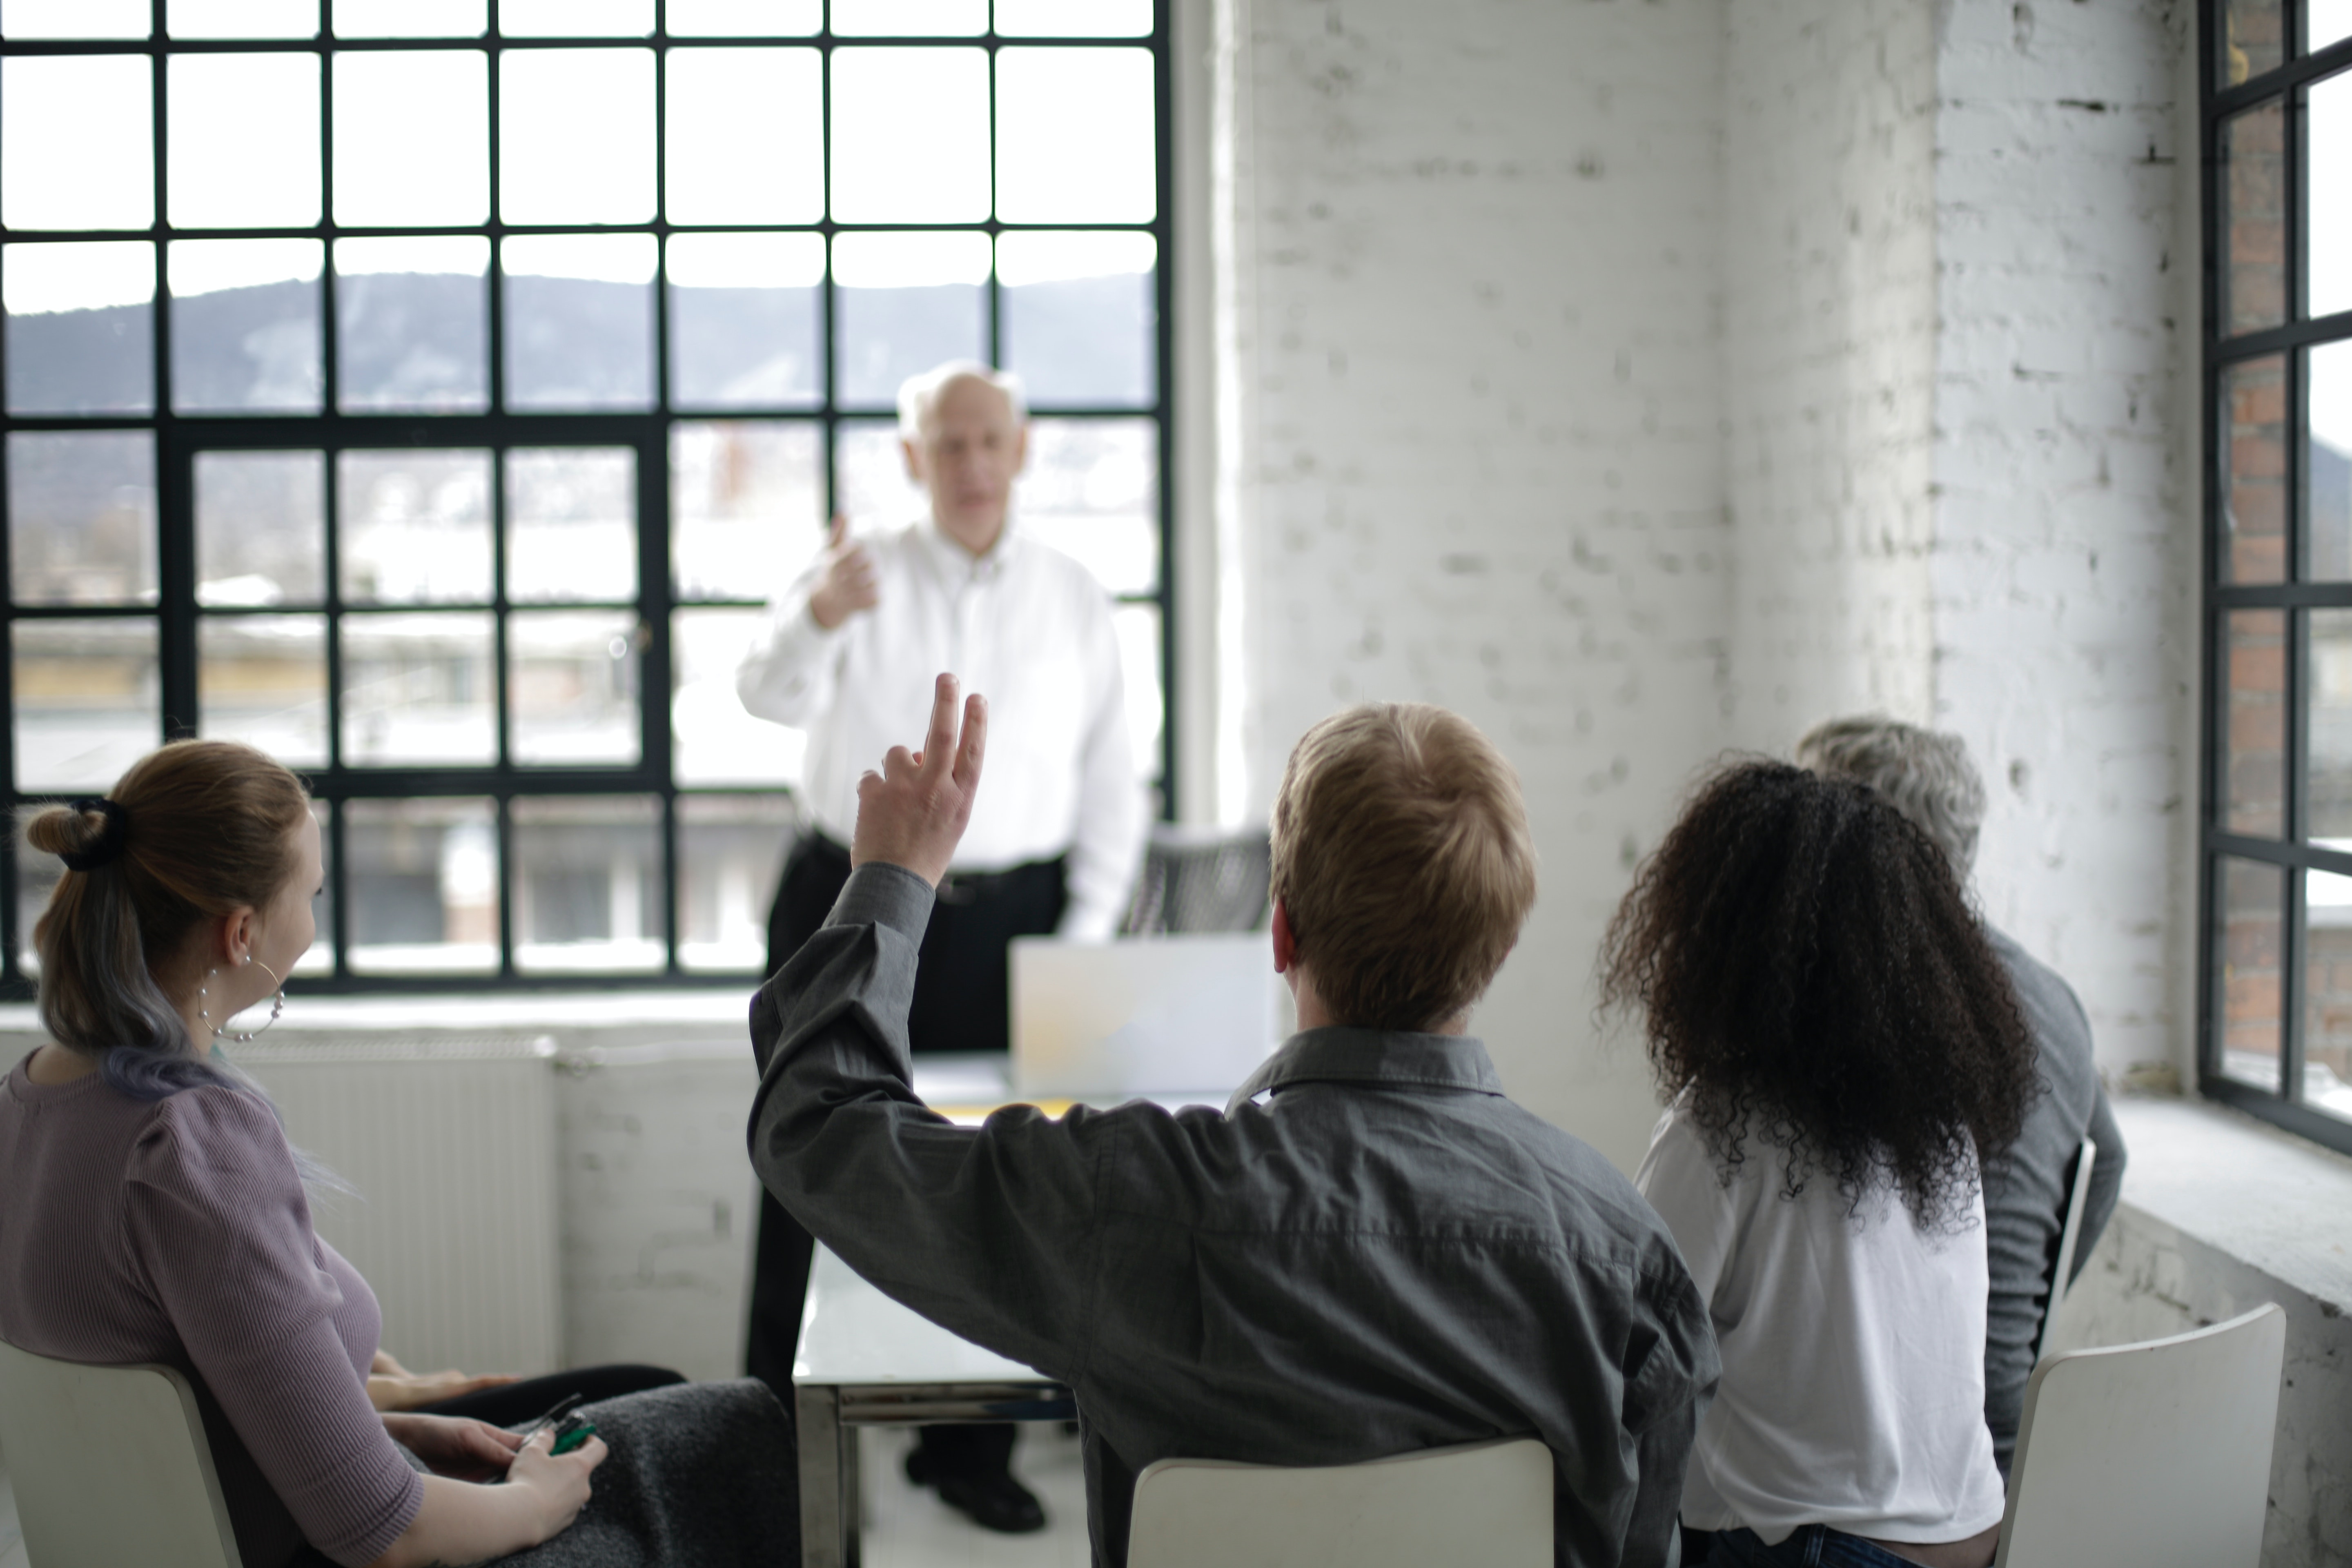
[0,0,1173,991]
[2203,0,2352,1150]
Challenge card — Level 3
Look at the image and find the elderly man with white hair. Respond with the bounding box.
[735,359,1147,1533]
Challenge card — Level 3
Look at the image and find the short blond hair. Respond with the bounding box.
[1270,704,1537,1031]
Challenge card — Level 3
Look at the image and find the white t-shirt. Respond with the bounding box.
[1634,1100,2007,1548]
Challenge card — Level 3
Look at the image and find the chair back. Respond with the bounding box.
[1123,825,1272,935]
[1126,1436,1552,1568]
[2033,1137,2098,1364]
[0,1337,243,1568]
[1995,1302,2285,1568]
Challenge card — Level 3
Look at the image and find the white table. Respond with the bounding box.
[792,1243,1072,1568]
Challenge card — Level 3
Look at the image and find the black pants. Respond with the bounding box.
[746,831,1067,1481]
[416,1363,684,1427]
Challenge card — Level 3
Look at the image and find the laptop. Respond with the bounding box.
[1010,932,1285,1100]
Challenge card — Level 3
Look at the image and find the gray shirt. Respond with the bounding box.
[747,863,1719,1568]
[1980,926,2127,1470]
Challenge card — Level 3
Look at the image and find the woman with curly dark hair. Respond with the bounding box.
[1602,760,2036,1568]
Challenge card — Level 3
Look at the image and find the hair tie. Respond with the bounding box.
[60,797,129,873]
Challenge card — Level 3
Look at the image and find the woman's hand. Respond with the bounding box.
[381,1412,524,1482]
[505,1425,606,1541]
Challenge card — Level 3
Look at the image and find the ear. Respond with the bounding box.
[900,437,923,483]
[1270,899,1296,975]
[1011,421,1030,474]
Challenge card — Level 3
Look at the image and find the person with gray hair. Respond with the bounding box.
[735,358,1147,1533]
[1794,716,2127,1479]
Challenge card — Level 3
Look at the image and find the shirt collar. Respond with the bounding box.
[918,514,1020,583]
[1225,1026,1506,1114]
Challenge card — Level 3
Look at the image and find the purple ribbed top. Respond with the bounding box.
[0,1058,424,1568]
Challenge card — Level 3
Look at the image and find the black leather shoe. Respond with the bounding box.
[904,1449,1049,1534]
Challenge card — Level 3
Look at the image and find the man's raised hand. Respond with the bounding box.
[807,514,880,630]
[850,673,987,888]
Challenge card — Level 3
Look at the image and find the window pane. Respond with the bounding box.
[1112,601,1160,782]
[2223,99,2287,335]
[667,233,823,409]
[666,49,822,224]
[334,51,488,227]
[336,237,490,414]
[13,618,159,793]
[7,431,157,606]
[499,0,650,33]
[167,54,320,228]
[502,235,656,411]
[2304,869,2352,1117]
[668,0,818,34]
[829,49,989,222]
[2218,857,2286,1091]
[168,0,316,36]
[196,450,324,606]
[831,0,983,33]
[339,449,493,605]
[2222,354,2288,584]
[344,796,498,974]
[332,0,483,34]
[999,232,1154,406]
[2221,0,2283,85]
[995,48,1155,223]
[1,57,153,230]
[678,794,795,970]
[2312,69,2352,320]
[4,242,154,416]
[993,0,1149,35]
[835,417,920,527]
[2312,343,2352,580]
[2225,609,2287,836]
[2311,609,2352,836]
[1019,419,1157,595]
[169,239,324,414]
[2312,2,2352,53]
[508,610,640,765]
[198,613,327,766]
[674,608,804,784]
[506,447,638,604]
[832,231,987,406]
[341,612,497,764]
[672,420,824,598]
[512,795,663,974]
[2,0,150,38]
[500,49,655,225]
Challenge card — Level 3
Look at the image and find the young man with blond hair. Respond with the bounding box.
[748,679,1719,1568]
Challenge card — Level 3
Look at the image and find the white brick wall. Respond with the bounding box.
[1222,0,1733,1170]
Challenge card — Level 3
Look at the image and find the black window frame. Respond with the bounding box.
[0,0,1177,997]
[2199,0,2352,1152]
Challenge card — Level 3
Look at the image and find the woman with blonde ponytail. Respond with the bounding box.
[0,741,797,1568]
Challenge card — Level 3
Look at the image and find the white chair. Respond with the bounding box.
[0,1337,243,1568]
[1126,1435,1552,1568]
[1995,1302,2285,1568]
[2033,1137,2097,1364]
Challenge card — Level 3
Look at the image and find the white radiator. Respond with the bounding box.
[237,1036,563,1379]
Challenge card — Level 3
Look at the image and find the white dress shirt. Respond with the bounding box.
[1634,1100,2007,1548]
[735,517,1146,941]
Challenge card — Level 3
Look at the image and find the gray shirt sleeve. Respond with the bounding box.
[744,860,1108,1383]
[2071,1085,2127,1285]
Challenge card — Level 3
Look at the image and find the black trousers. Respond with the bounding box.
[416,1363,684,1427]
[746,832,1067,1481]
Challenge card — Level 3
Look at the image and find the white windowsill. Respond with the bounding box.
[2107,1094,2352,1312]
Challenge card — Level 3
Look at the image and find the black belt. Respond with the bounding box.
[805,832,1064,906]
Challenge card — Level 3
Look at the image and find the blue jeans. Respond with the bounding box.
[1695,1524,1927,1568]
